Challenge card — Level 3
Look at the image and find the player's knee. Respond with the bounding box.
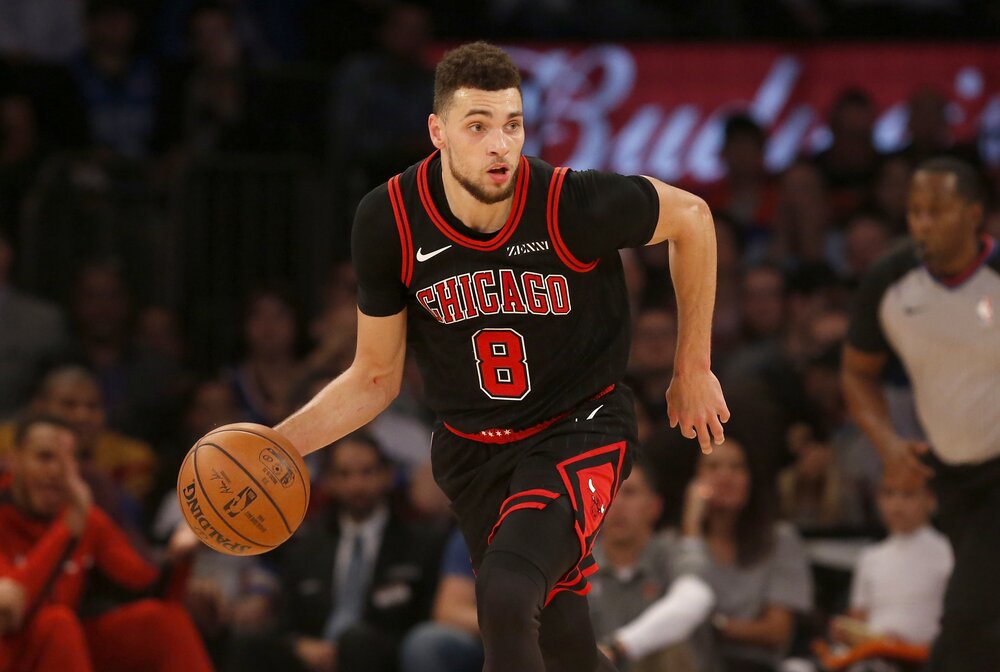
[476,551,546,637]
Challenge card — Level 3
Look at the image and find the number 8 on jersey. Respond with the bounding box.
[473,328,531,400]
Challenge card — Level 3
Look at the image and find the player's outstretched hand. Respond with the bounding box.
[666,369,730,454]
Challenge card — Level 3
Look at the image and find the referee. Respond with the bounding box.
[842,156,999,671]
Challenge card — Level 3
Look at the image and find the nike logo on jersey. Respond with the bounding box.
[416,245,452,262]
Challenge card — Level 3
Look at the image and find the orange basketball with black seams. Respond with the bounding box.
[176,423,310,555]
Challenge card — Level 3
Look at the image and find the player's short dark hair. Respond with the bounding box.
[723,113,765,146]
[915,156,985,205]
[433,41,521,115]
[13,413,78,449]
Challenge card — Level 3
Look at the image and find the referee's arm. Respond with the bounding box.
[841,345,932,478]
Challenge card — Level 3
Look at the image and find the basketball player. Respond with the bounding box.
[277,42,730,672]
[842,157,1000,671]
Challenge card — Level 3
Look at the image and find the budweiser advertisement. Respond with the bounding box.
[471,44,1000,184]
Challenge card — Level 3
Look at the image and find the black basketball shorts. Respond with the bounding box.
[431,384,638,604]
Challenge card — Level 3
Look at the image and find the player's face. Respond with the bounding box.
[429,87,524,205]
[697,441,750,512]
[907,171,982,275]
[11,424,77,518]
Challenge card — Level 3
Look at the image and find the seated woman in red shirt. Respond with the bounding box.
[0,414,214,672]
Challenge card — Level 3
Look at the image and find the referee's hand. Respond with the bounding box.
[666,369,730,454]
[881,435,934,480]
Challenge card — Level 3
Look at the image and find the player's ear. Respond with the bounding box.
[428,113,446,149]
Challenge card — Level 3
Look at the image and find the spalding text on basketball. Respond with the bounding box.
[182,482,253,554]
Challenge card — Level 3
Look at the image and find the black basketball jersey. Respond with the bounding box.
[352,152,659,434]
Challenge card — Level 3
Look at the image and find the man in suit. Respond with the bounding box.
[226,432,443,672]
[0,230,70,420]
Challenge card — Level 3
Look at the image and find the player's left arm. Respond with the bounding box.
[642,176,730,452]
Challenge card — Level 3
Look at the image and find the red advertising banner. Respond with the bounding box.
[486,44,1000,184]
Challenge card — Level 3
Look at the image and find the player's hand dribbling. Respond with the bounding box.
[666,369,730,454]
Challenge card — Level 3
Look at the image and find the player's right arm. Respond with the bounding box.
[276,310,406,456]
[277,183,409,456]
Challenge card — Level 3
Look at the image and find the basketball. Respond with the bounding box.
[176,423,310,556]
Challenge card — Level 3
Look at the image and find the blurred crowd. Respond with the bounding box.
[1,1,999,672]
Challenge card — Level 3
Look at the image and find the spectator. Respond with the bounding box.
[738,263,787,344]
[154,0,256,163]
[713,216,747,356]
[691,436,814,671]
[0,365,156,512]
[329,2,435,247]
[400,528,482,672]
[0,414,213,672]
[773,160,832,264]
[0,93,46,228]
[0,229,71,419]
[69,0,160,158]
[590,461,715,671]
[817,469,952,670]
[226,432,442,672]
[0,0,84,62]
[227,283,308,427]
[155,0,307,64]
[840,212,893,284]
[149,375,245,531]
[149,376,276,665]
[812,88,882,223]
[778,421,871,533]
[305,261,359,379]
[870,155,913,234]
[70,259,186,442]
[895,88,952,167]
[300,0,385,66]
[703,113,779,245]
[627,306,677,416]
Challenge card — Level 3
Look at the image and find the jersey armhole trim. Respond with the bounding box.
[547,167,599,273]
[388,174,414,287]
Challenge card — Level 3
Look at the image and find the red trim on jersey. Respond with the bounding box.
[937,234,996,288]
[487,489,560,545]
[547,167,598,273]
[442,384,615,444]
[387,175,414,287]
[416,152,530,251]
[498,488,560,513]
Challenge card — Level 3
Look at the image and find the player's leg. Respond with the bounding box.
[2,605,93,672]
[84,599,214,672]
[538,591,618,672]
[475,499,580,672]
